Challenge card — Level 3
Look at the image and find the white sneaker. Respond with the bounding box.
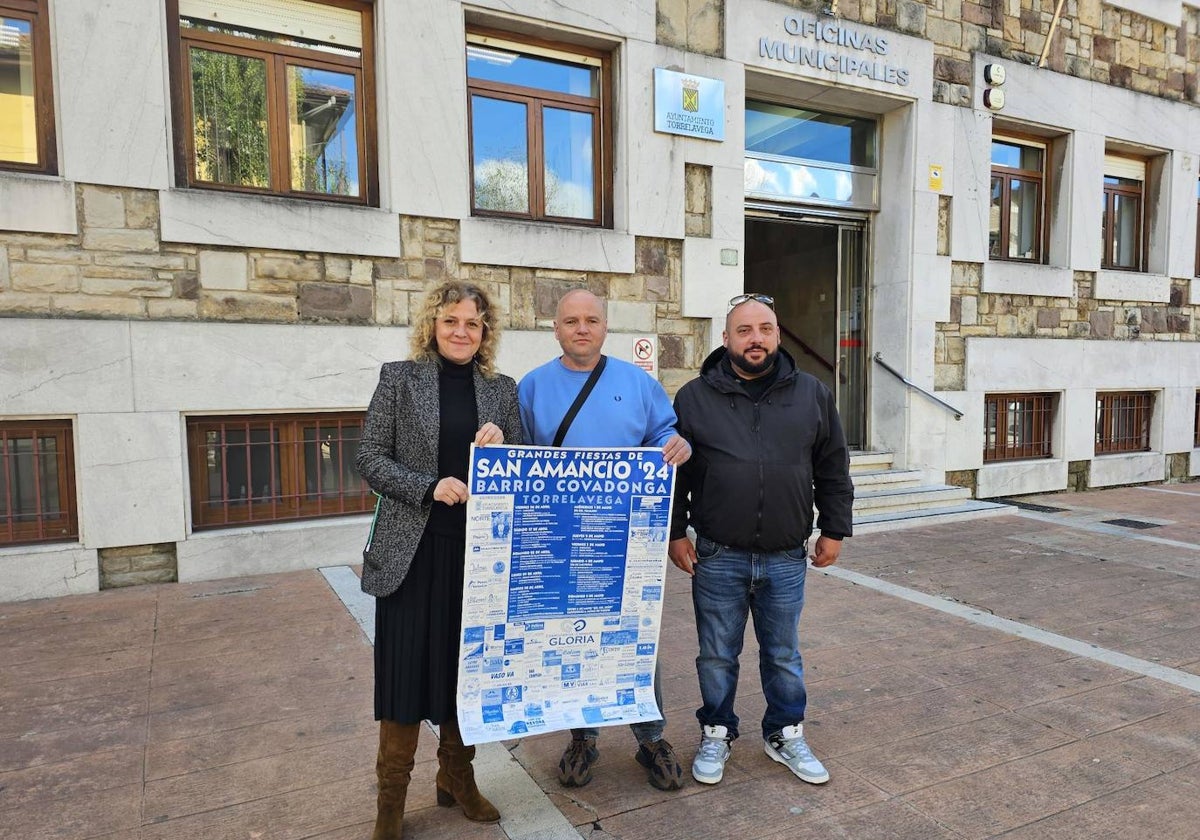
[764,724,829,784]
[691,724,732,784]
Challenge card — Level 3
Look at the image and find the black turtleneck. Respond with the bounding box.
[722,355,780,403]
[426,357,477,533]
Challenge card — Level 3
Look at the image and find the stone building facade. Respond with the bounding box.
[2,0,1198,600]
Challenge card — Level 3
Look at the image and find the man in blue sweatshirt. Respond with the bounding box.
[518,288,691,791]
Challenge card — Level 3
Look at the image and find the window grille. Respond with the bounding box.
[1,420,77,546]
[983,393,1055,462]
[1095,391,1152,454]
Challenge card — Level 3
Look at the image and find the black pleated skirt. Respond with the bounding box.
[374,528,465,724]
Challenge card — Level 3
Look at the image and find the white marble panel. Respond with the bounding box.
[907,321,937,388]
[966,337,1200,392]
[1167,151,1200,280]
[1069,131,1105,272]
[1091,452,1165,488]
[911,253,950,321]
[982,56,1199,151]
[912,191,941,257]
[159,190,401,257]
[950,107,991,263]
[0,175,79,234]
[76,412,186,548]
[0,544,98,602]
[459,218,635,273]
[1061,388,1097,462]
[1093,270,1170,303]
[624,41,687,239]
[681,237,743,337]
[56,0,171,189]
[0,319,134,414]
[1161,387,1197,453]
[711,163,746,241]
[380,1,470,218]
[982,262,1074,298]
[1191,449,1200,478]
[921,101,957,198]
[1193,280,1200,306]
[940,390,983,469]
[607,300,657,334]
[464,0,655,40]
[177,516,369,581]
[976,459,1068,498]
[729,0,935,100]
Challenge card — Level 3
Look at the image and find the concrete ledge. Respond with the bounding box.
[459,217,635,273]
[0,543,98,602]
[0,174,79,235]
[977,458,1069,498]
[1090,451,1165,488]
[176,516,371,582]
[1094,269,1171,303]
[982,261,1073,298]
[160,189,402,257]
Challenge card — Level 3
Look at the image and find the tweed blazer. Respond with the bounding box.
[356,359,523,598]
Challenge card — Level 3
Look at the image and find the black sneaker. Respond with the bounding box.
[635,738,684,791]
[557,736,599,787]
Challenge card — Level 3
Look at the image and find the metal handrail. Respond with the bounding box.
[872,352,963,420]
[778,323,844,383]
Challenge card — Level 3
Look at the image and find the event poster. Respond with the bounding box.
[456,445,675,745]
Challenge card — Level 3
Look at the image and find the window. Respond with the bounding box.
[1101,155,1144,271]
[989,137,1044,262]
[0,0,56,173]
[983,393,1055,462]
[169,0,376,203]
[1095,391,1152,454]
[744,100,878,211]
[1,420,77,547]
[186,413,371,529]
[466,29,610,226]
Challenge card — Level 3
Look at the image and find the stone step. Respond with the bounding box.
[849,451,894,473]
[852,484,973,514]
[853,499,1014,534]
[850,468,926,490]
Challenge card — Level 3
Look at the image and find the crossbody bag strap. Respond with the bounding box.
[552,355,607,447]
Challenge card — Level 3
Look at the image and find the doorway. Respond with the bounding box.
[743,215,868,448]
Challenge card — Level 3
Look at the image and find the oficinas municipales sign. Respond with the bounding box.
[758,14,911,86]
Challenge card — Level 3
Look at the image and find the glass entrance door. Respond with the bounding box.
[837,227,868,448]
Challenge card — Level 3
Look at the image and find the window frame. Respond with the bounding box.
[1194,390,1199,450]
[988,135,1046,263]
[983,392,1055,463]
[1,419,78,547]
[186,412,372,531]
[165,0,378,205]
[465,27,612,227]
[0,0,57,174]
[1194,179,1199,278]
[1101,154,1146,272]
[1094,391,1152,455]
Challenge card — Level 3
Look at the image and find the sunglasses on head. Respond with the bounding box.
[728,293,775,310]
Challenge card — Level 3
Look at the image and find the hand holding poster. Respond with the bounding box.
[456,445,675,745]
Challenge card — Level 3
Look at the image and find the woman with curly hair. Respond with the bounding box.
[356,280,522,840]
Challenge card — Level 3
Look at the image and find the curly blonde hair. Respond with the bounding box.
[409,281,501,377]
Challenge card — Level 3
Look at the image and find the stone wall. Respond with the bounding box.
[935,264,1199,389]
[0,186,708,391]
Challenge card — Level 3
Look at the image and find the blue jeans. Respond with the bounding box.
[691,535,809,740]
[571,659,665,745]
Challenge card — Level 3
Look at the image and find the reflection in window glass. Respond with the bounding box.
[745,101,876,168]
[1008,179,1039,260]
[991,140,1042,171]
[543,108,593,219]
[743,157,873,208]
[472,95,529,213]
[0,16,35,164]
[190,48,270,187]
[1110,191,1139,269]
[303,425,364,498]
[467,47,595,97]
[287,65,359,196]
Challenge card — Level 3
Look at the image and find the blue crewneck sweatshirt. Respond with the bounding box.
[518,356,678,448]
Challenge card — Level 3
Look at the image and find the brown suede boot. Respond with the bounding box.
[372,720,420,840]
[435,717,500,823]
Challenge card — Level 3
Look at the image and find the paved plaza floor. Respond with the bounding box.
[2,484,1199,839]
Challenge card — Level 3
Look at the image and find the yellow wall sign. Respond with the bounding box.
[928,164,943,191]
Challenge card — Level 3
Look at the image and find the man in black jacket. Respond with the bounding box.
[668,293,854,787]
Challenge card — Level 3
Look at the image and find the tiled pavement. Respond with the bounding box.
[2,484,1199,839]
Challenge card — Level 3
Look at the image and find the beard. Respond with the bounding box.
[728,345,779,376]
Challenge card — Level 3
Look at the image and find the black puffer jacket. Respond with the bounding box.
[670,346,854,550]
